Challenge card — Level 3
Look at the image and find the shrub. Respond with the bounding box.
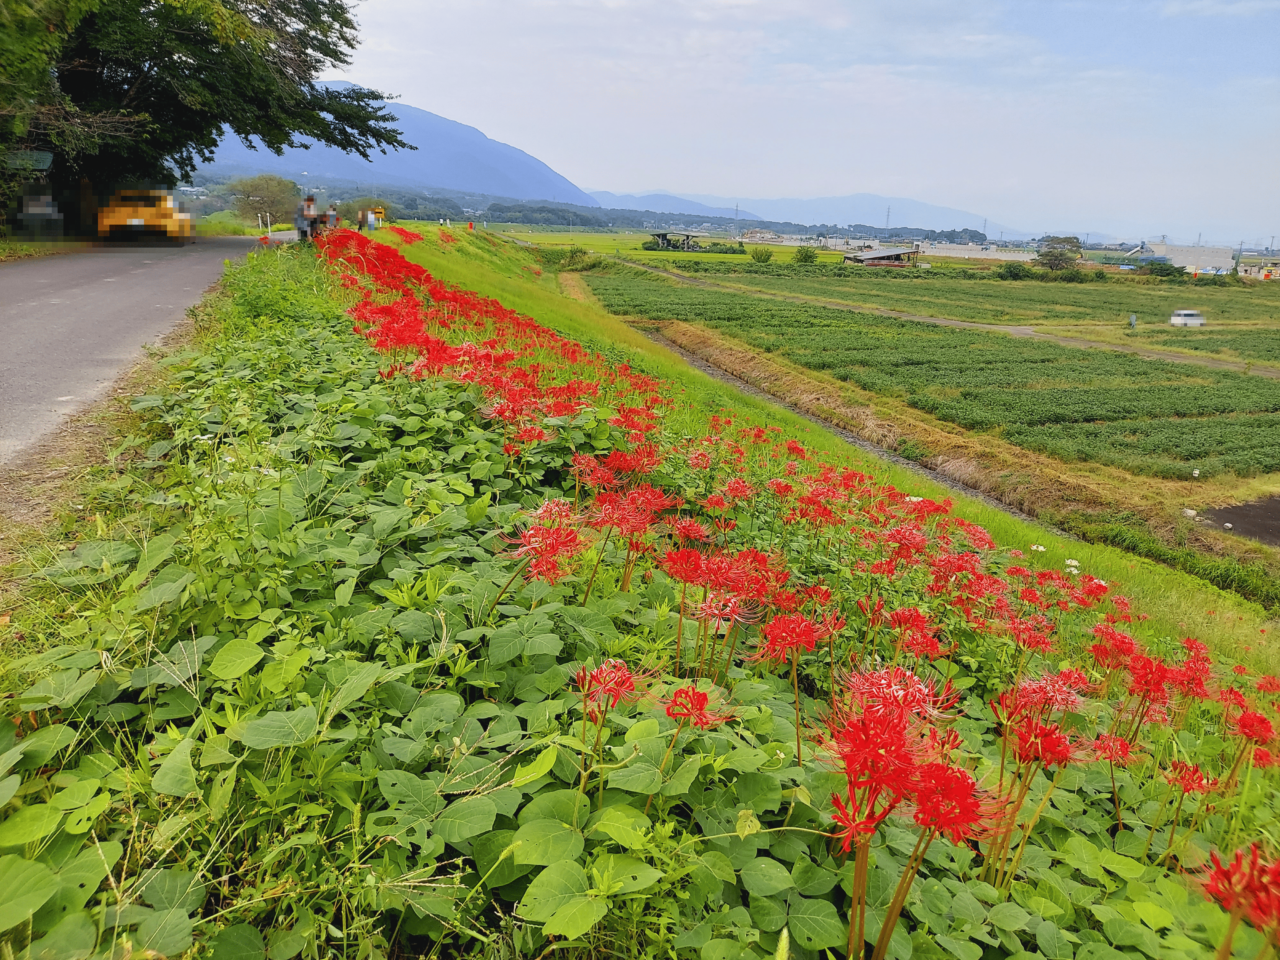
[996,261,1035,280]
[749,245,774,263]
[792,245,818,264]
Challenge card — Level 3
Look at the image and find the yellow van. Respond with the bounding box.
[98,189,191,240]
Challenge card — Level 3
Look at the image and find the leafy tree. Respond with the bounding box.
[229,174,299,225]
[996,261,1036,280]
[43,0,409,196]
[1143,261,1188,279]
[1034,235,1082,271]
[749,246,774,263]
[792,245,818,264]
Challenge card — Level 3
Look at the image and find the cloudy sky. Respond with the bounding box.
[328,1,1279,243]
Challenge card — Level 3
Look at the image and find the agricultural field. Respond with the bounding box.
[2,225,1278,960]
[657,260,1280,336]
[584,270,1280,480]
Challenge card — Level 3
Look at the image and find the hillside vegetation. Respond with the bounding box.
[0,228,1276,960]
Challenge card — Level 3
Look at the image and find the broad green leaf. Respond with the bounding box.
[787,895,846,950]
[513,819,584,865]
[661,755,701,796]
[0,855,61,932]
[519,861,589,923]
[472,830,532,888]
[749,893,788,933]
[27,912,96,960]
[607,761,662,793]
[433,796,497,844]
[1036,920,1074,960]
[595,854,661,894]
[1133,901,1173,930]
[0,776,18,809]
[936,935,984,960]
[0,804,62,846]
[588,807,649,849]
[136,906,194,957]
[739,857,793,897]
[324,661,383,725]
[989,901,1032,931]
[543,897,608,939]
[241,706,318,749]
[33,841,123,931]
[624,718,660,742]
[135,868,207,912]
[511,746,558,788]
[152,739,199,797]
[210,639,265,680]
[1098,850,1146,879]
[211,923,267,960]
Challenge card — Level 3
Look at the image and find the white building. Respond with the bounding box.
[1139,242,1236,274]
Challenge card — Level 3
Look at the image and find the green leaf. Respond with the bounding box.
[543,897,608,940]
[989,901,1032,931]
[624,718,660,742]
[1036,920,1074,960]
[152,739,199,797]
[513,819,584,865]
[324,661,383,725]
[588,807,649,849]
[472,830,532,888]
[749,893,788,933]
[0,804,62,847]
[787,896,846,950]
[519,861,589,923]
[607,761,662,793]
[661,755,701,796]
[511,745,558,788]
[0,855,61,932]
[209,639,265,680]
[1133,901,1173,930]
[595,854,661,894]
[1098,850,1146,879]
[136,906,194,957]
[936,935,984,960]
[739,857,794,897]
[211,923,267,960]
[241,707,318,749]
[33,841,123,931]
[433,796,497,844]
[135,868,207,911]
[27,912,96,960]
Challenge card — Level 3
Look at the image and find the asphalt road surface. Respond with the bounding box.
[0,235,267,465]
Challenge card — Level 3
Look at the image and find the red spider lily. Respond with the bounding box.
[830,785,899,852]
[753,612,820,663]
[1201,845,1280,956]
[1008,615,1055,653]
[911,762,986,843]
[1013,719,1075,768]
[387,226,424,244]
[1167,760,1216,794]
[843,667,961,721]
[672,517,710,542]
[1258,676,1280,694]
[509,524,586,583]
[659,548,704,583]
[575,658,645,721]
[1093,734,1132,764]
[663,685,735,729]
[694,592,758,632]
[1235,711,1275,745]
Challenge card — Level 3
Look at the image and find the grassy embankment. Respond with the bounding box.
[398,228,1277,661]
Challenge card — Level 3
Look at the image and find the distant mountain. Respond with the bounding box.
[198,82,597,206]
[589,191,760,220]
[660,192,1028,239]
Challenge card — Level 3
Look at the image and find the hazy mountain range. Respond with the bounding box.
[200,82,598,206]
[197,86,1036,235]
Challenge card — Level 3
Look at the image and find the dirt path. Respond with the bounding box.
[621,260,1280,380]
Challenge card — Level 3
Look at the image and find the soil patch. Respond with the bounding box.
[1204,497,1280,547]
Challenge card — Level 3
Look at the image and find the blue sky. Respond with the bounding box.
[328,1,1279,243]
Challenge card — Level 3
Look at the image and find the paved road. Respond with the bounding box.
[622,259,1280,380]
[0,236,264,465]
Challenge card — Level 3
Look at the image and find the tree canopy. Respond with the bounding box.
[3,0,409,203]
[1035,235,1082,271]
[229,174,300,225]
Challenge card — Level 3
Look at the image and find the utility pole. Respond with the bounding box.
[885,206,890,230]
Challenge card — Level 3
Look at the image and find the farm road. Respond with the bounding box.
[0,235,266,465]
[621,260,1280,381]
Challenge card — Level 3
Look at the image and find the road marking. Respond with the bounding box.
[57,396,74,401]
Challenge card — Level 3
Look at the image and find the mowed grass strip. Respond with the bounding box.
[583,270,1280,479]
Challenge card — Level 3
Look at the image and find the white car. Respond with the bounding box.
[1169,310,1206,327]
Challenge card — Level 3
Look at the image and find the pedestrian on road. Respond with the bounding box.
[366,208,376,232]
[294,199,306,239]
[326,204,338,232]
[356,209,365,233]
[303,195,318,239]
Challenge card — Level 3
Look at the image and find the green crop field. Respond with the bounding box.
[654,258,1280,335]
[585,270,1280,479]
